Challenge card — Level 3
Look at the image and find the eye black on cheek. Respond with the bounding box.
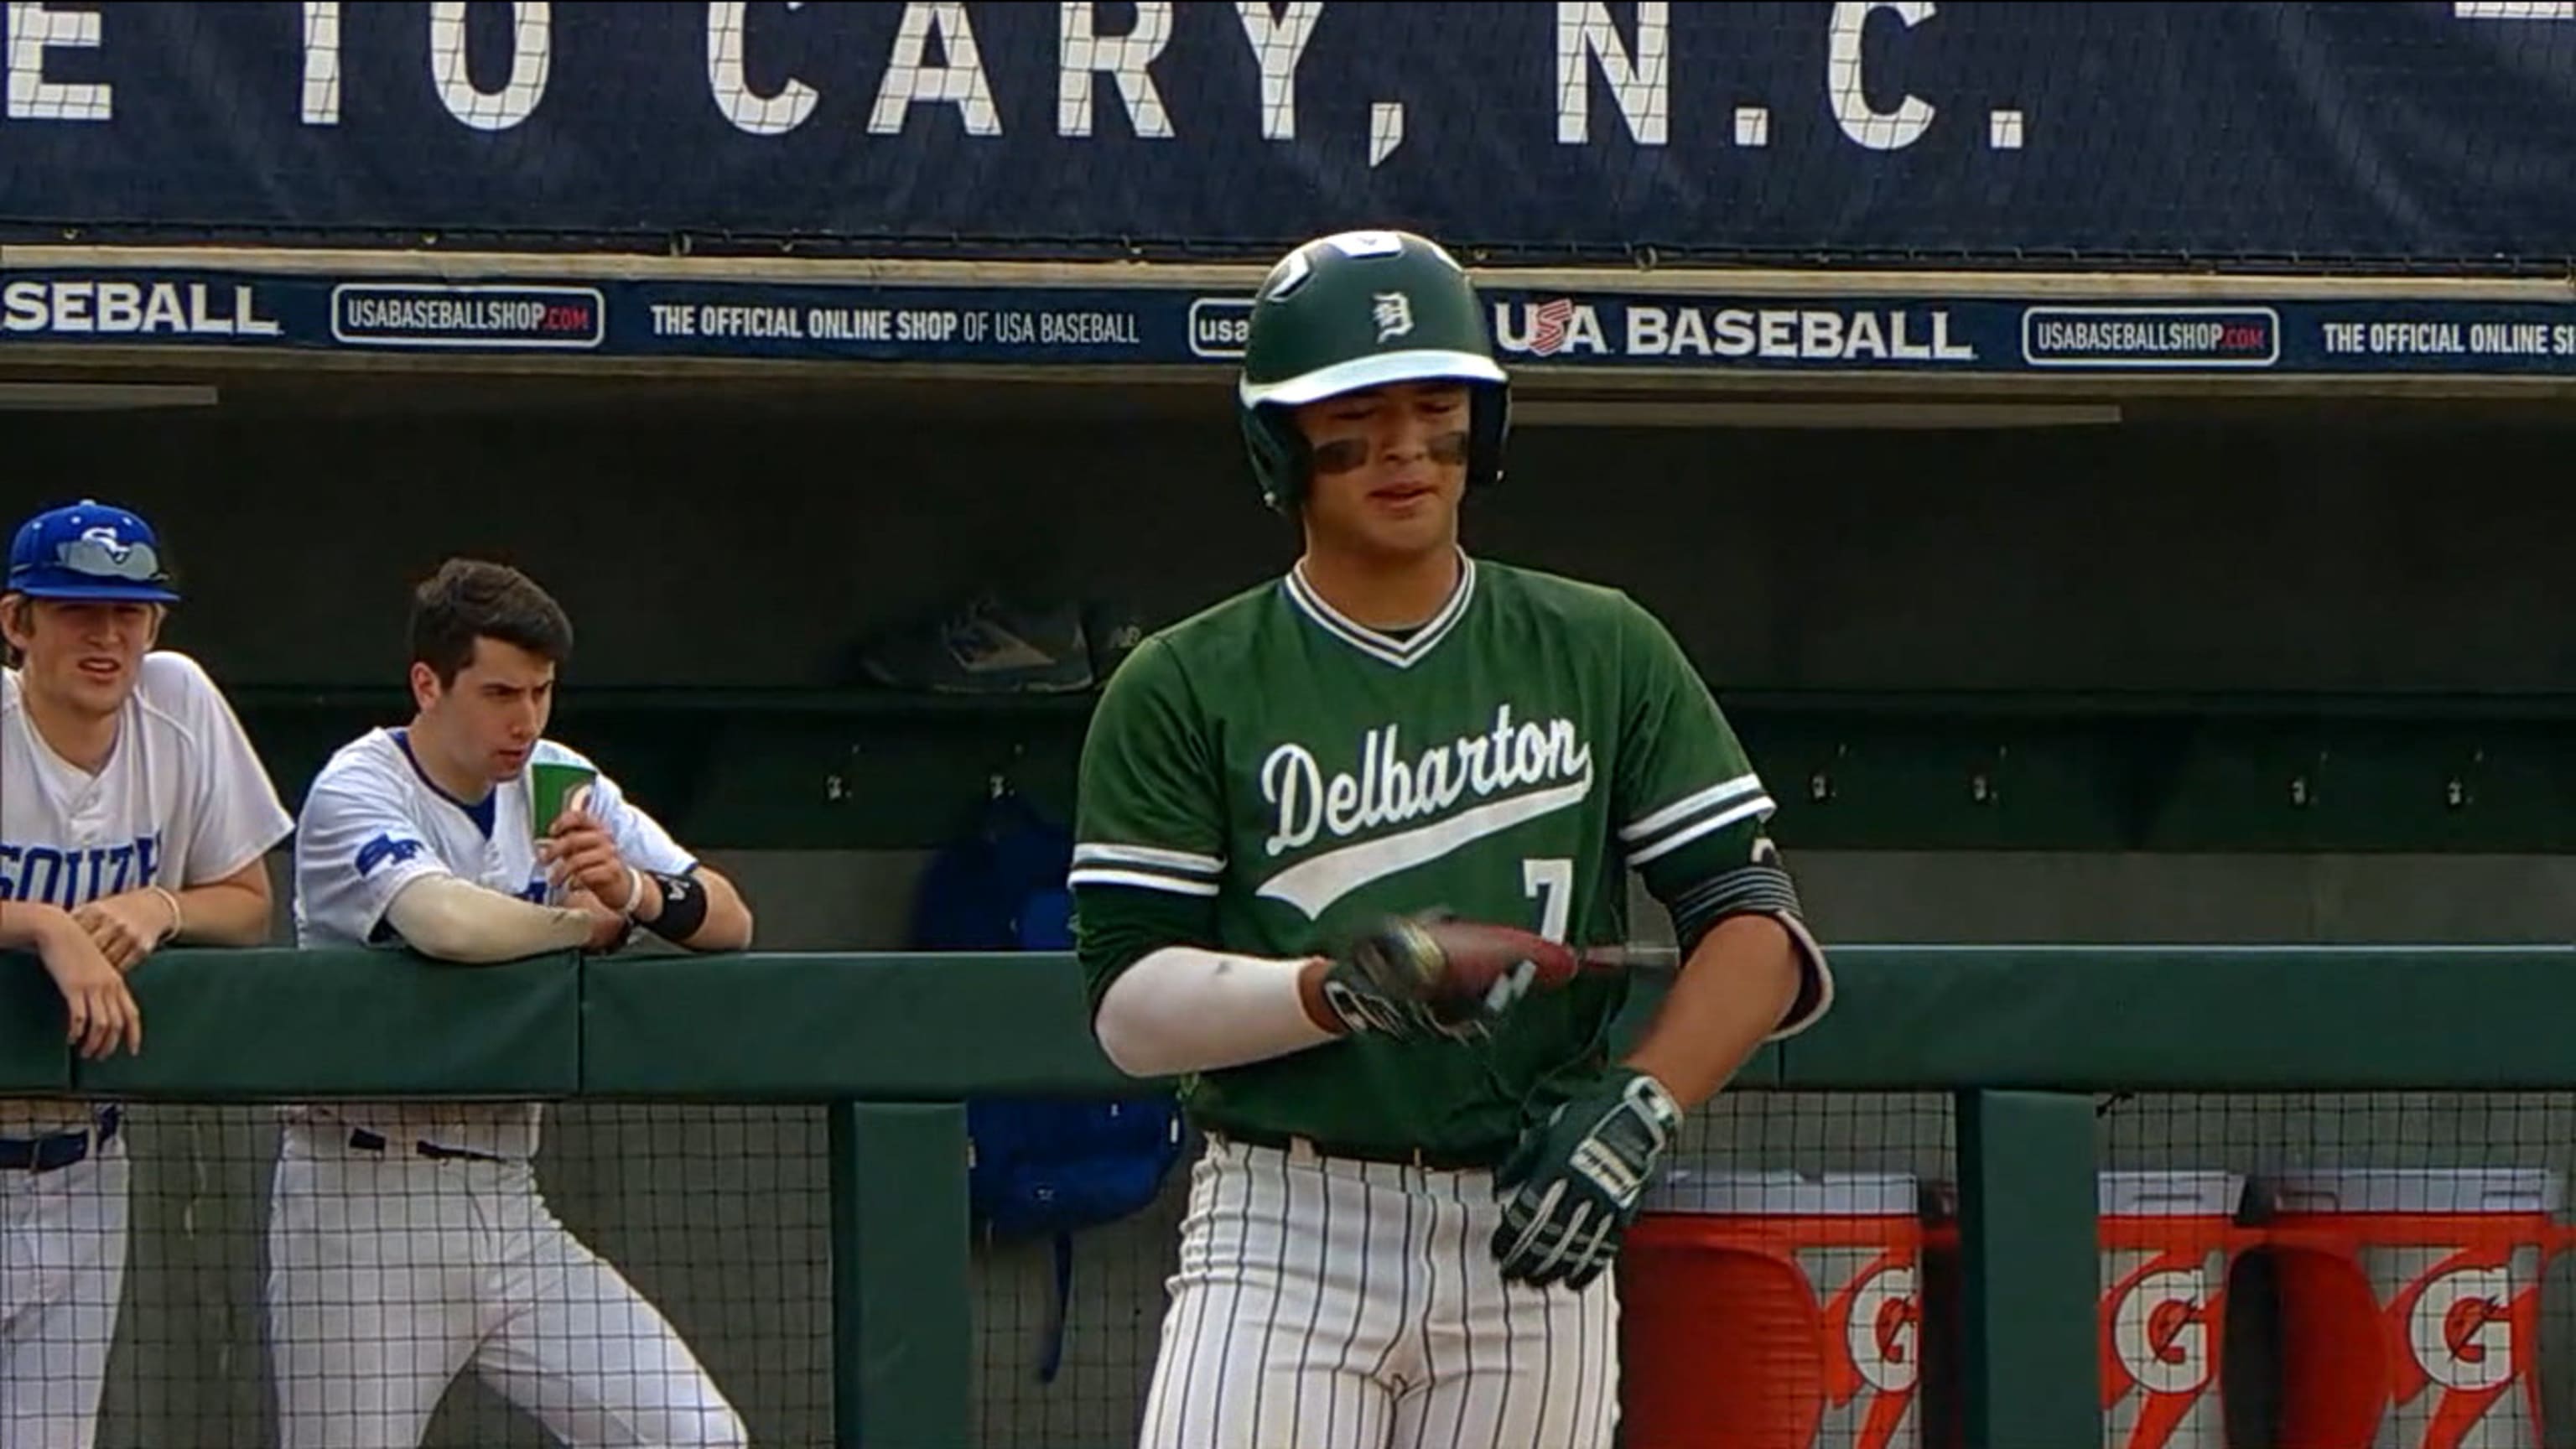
[1311,439,1373,474]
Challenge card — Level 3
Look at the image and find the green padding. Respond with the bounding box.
[833,1103,971,1449]
[20,943,2576,1101]
[72,948,581,1100]
[1957,1090,2101,1449]
[580,952,1145,1099]
[1780,945,2576,1090]
[0,955,70,1094]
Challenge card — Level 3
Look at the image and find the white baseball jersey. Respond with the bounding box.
[290,729,695,1158]
[0,651,293,1135]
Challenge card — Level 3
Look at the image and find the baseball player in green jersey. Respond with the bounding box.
[1067,228,1836,1449]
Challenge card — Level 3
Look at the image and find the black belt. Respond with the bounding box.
[0,1106,120,1173]
[1216,1124,1509,1173]
[347,1129,510,1164]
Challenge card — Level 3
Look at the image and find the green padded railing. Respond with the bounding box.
[8,943,2573,1446]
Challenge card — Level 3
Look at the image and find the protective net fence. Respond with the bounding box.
[2096,1093,2576,1449]
[16,1103,831,1449]
[14,1092,2576,1446]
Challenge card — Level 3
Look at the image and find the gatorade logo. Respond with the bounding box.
[2111,1268,2214,1395]
[2407,1266,2513,1391]
[1822,1254,1920,1449]
[2386,1252,2533,1449]
[1842,1263,1920,1394]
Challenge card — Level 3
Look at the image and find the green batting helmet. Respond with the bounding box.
[1236,229,1510,512]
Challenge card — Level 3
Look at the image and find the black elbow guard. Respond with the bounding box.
[1669,864,1803,948]
[1668,843,1833,1037]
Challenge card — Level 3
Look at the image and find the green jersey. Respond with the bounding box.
[1069,554,1787,1157]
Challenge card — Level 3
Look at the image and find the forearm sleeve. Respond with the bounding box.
[1093,945,1336,1078]
[383,875,596,964]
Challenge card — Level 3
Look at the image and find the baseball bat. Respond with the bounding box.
[1575,943,1681,974]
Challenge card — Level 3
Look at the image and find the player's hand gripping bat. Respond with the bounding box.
[1317,917,1675,1043]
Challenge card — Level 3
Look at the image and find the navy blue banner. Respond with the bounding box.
[7,268,2576,375]
[3,3,2575,268]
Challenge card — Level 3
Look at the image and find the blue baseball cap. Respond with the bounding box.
[5,500,180,604]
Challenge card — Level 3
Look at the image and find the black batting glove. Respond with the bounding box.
[1316,915,1459,1042]
[1490,1067,1682,1291]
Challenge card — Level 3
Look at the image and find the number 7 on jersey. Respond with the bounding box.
[1522,856,1572,943]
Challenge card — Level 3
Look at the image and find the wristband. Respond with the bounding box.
[619,865,647,918]
[641,870,709,943]
[148,886,184,944]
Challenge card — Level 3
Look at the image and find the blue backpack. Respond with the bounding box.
[911,786,1186,1383]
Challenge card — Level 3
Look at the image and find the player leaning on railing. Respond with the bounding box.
[277,558,754,1449]
[1067,230,1835,1449]
[0,499,293,1449]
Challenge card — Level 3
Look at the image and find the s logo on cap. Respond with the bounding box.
[5,500,180,604]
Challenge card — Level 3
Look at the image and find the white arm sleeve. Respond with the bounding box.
[293,772,458,948]
[382,875,596,964]
[1093,945,1337,1078]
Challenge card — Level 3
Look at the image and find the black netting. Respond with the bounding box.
[3,1102,826,1448]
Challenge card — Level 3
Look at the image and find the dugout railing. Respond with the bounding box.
[5,943,2570,1448]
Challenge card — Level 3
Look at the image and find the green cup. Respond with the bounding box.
[530,760,598,841]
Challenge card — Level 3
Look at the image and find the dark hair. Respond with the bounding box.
[408,558,574,687]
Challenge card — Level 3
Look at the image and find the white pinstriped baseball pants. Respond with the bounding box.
[1137,1135,1620,1449]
